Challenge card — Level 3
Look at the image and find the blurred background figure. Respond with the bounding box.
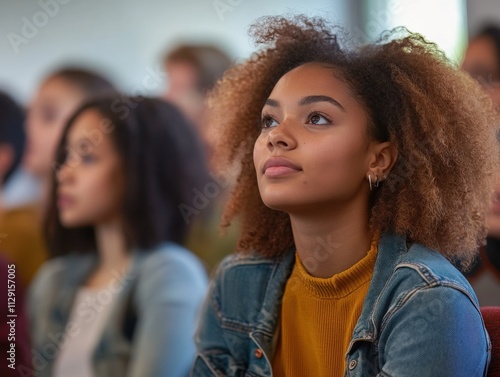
[0,91,46,288]
[163,43,232,151]
[0,92,33,376]
[462,24,500,109]
[462,23,500,306]
[29,96,208,377]
[163,43,238,271]
[24,68,117,206]
[14,67,116,284]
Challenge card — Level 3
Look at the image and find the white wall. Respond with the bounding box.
[0,0,350,104]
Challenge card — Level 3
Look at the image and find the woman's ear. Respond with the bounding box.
[367,141,398,179]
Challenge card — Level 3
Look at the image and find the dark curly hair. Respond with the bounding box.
[208,15,500,269]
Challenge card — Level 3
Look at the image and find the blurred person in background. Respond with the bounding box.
[462,24,500,109]
[24,67,116,210]
[29,96,208,377]
[0,91,46,287]
[163,43,232,148]
[0,92,33,376]
[163,43,238,271]
[13,67,116,286]
[462,23,500,306]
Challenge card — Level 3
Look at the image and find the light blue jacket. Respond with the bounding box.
[28,242,207,377]
[192,233,491,376]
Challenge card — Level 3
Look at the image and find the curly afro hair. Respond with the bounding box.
[208,15,500,269]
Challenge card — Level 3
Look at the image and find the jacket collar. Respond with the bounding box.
[348,233,407,345]
[51,253,98,328]
[50,248,148,331]
[251,233,408,357]
[251,249,295,358]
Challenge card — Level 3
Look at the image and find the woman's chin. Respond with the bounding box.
[59,214,89,228]
[261,198,290,212]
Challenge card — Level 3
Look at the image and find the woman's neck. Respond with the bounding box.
[95,220,129,269]
[84,219,131,289]
[290,200,372,278]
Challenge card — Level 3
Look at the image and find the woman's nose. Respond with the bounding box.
[57,162,73,184]
[267,121,297,151]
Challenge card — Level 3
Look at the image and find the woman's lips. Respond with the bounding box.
[57,194,75,209]
[263,157,302,177]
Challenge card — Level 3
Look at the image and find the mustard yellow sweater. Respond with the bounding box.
[272,240,378,377]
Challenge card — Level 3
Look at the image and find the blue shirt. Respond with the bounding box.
[29,242,208,377]
[192,233,491,376]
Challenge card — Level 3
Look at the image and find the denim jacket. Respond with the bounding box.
[192,233,491,376]
[28,242,207,377]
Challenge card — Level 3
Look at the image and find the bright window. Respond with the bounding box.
[359,0,468,64]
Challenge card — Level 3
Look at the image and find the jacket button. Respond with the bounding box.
[349,360,357,370]
[254,348,263,359]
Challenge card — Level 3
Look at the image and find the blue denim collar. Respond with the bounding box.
[249,249,295,360]
[250,233,408,356]
[349,233,407,345]
[241,233,407,361]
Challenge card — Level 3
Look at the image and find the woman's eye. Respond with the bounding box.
[261,115,279,129]
[81,155,95,164]
[308,113,330,125]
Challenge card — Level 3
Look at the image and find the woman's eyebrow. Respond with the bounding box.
[298,95,345,112]
[264,95,346,112]
[265,98,279,107]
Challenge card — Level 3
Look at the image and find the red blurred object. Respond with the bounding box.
[482,306,500,376]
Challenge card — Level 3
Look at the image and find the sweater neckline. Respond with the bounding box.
[293,237,379,299]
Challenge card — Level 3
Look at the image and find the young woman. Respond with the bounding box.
[192,16,499,376]
[29,97,209,377]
